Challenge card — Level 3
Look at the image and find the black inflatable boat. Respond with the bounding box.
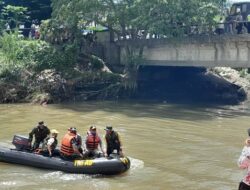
[0,135,130,175]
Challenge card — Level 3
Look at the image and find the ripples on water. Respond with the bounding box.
[0,157,144,190]
[0,101,250,190]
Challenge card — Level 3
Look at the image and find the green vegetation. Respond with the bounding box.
[48,0,225,90]
[0,0,228,103]
[0,31,123,103]
[1,0,51,23]
[2,5,28,26]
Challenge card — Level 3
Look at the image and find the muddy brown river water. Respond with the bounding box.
[0,101,249,190]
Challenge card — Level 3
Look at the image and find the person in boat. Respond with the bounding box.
[104,126,124,157]
[28,121,50,151]
[39,129,59,157]
[74,128,83,154]
[60,127,84,160]
[67,127,83,154]
[83,126,105,158]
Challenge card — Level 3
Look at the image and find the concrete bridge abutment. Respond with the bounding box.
[117,35,250,68]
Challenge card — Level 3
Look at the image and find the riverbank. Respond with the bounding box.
[211,67,250,97]
[0,68,124,104]
[0,65,248,105]
[0,33,248,105]
[0,33,250,104]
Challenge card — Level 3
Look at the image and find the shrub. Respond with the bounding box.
[0,31,79,76]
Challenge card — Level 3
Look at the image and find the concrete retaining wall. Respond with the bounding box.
[117,35,250,68]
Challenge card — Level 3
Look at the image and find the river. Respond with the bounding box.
[0,101,249,190]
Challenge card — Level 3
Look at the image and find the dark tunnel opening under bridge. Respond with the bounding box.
[133,66,247,105]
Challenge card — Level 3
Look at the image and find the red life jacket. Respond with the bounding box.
[60,132,76,155]
[86,133,101,150]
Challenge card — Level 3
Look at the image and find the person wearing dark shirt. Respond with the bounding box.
[104,126,124,157]
[28,121,50,150]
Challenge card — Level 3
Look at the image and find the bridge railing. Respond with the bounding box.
[119,21,250,41]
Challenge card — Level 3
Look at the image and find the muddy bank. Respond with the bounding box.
[0,69,123,104]
[135,66,247,105]
[0,67,248,105]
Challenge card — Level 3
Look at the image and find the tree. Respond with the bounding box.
[0,0,4,32]
[3,0,51,23]
[0,0,51,36]
[49,0,224,53]
[2,5,28,28]
[45,0,225,89]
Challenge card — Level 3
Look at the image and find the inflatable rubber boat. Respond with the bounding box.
[0,135,130,175]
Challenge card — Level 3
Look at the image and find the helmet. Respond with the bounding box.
[68,127,77,134]
[90,126,96,131]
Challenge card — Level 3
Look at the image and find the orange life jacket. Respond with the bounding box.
[86,133,101,150]
[60,132,76,155]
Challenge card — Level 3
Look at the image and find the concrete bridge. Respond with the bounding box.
[116,34,250,68]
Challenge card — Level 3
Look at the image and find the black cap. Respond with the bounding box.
[38,121,44,125]
[105,126,113,131]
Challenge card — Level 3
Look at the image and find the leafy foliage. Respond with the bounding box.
[0,3,28,34]
[0,0,229,102]
[2,0,51,22]
[46,0,225,91]
[50,0,225,39]
[2,5,28,28]
[0,31,21,65]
